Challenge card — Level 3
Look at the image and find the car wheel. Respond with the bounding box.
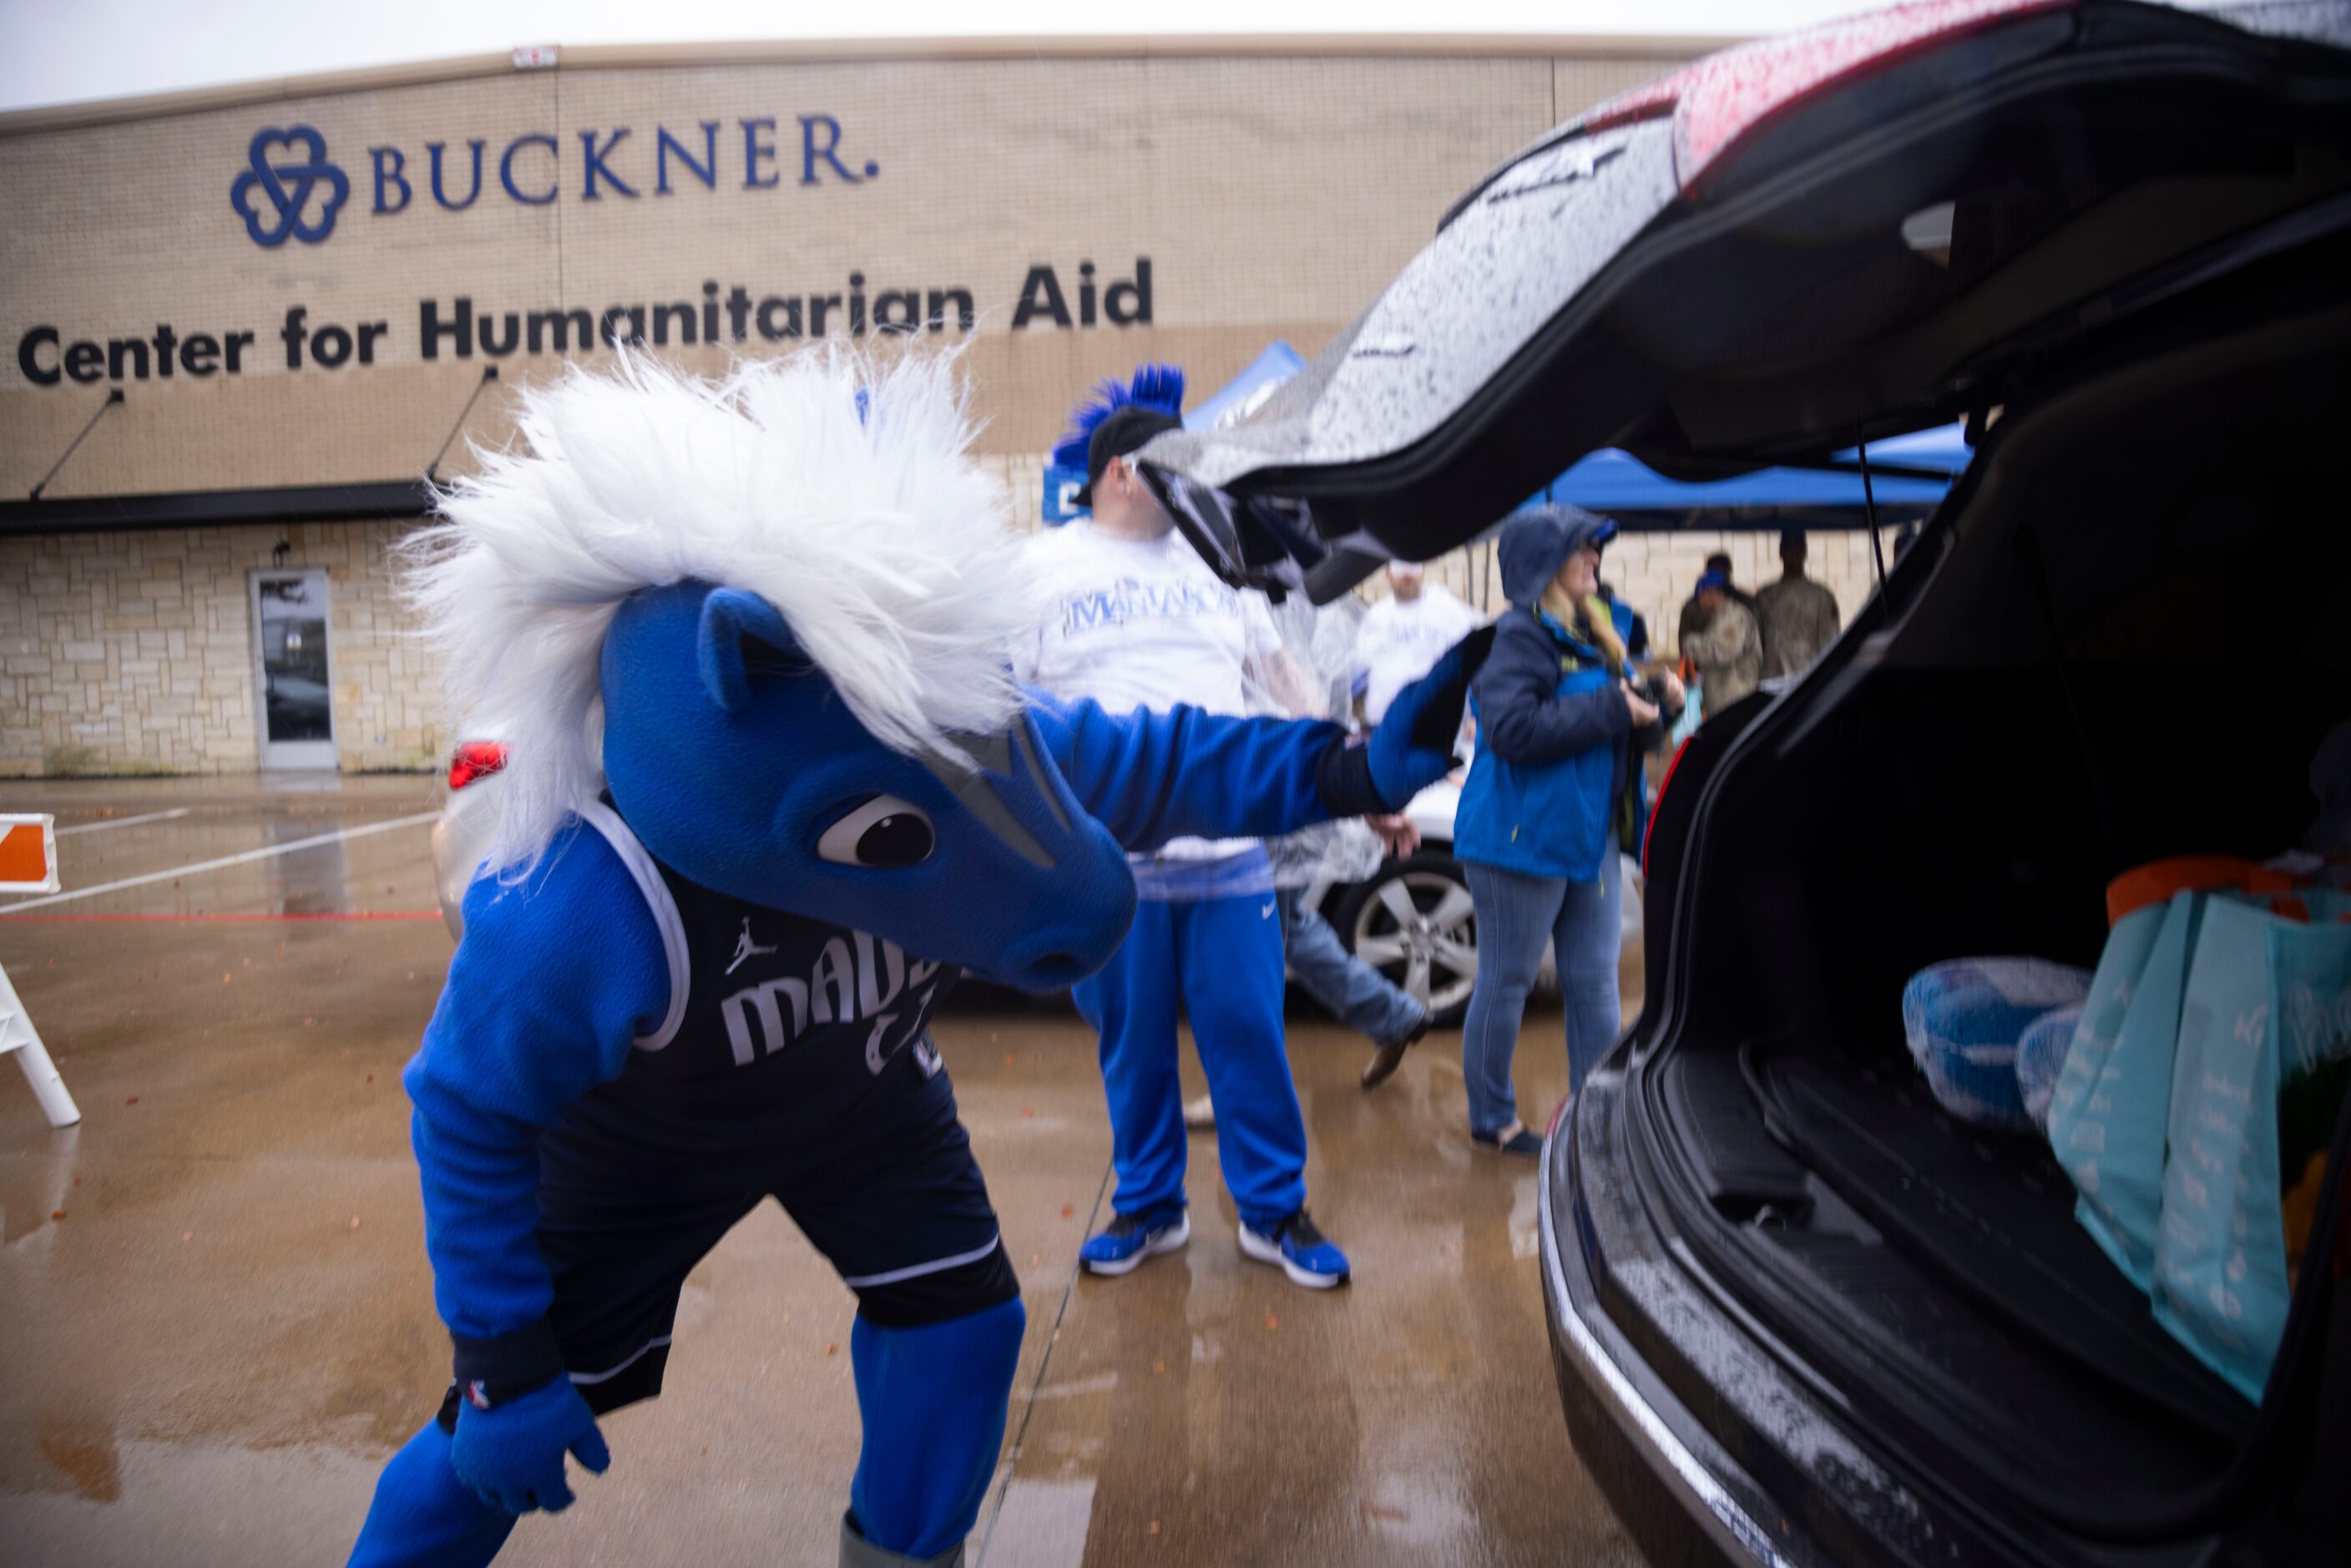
[1333,851,1479,1028]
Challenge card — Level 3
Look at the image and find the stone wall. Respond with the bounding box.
[1409,525,1886,655]
[2,451,1893,779]
[0,518,442,777]
[3,452,1044,777]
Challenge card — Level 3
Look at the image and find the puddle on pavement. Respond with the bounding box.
[270,816,352,915]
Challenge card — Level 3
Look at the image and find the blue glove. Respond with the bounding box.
[448,1376,610,1515]
[1366,627,1494,807]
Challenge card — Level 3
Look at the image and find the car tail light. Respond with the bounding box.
[1582,0,2074,194]
[1641,736,1692,879]
[447,741,508,791]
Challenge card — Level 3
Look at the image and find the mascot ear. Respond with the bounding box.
[698,588,808,712]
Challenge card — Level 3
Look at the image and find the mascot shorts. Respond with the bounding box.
[443,1068,1017,1423]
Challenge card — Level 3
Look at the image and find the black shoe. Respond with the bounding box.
[1359,1004,1433,1090]
[1470,1120,1543,1157]
[1237,1207,1351,1287]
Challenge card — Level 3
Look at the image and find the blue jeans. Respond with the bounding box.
[1069,892,1307,1230]
[1459,850,1624,1137]
[1277,886,1428,1047]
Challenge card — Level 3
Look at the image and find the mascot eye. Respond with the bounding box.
[817,795,936,868]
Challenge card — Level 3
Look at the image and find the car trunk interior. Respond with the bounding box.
[1635,266,2349,1535]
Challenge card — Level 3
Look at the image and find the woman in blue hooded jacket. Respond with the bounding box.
[1454,506,1683,1154]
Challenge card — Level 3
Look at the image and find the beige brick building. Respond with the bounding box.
[3,33,1897,779]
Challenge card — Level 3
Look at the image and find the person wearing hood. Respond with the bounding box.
[1453,507,1683,1155]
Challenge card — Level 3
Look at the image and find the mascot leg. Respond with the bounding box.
[347,1418,517,1568]
[842,1296,1026,1566]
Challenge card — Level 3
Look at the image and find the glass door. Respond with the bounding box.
[249,569,338,770]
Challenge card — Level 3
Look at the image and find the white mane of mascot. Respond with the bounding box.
[403,346,1037,878]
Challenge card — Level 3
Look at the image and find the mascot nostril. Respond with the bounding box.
[354,345,1472,1568]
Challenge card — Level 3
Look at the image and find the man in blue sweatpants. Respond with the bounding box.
[1020,369,1351,1288]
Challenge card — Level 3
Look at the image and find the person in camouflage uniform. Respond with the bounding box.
[1755,530,1842,678]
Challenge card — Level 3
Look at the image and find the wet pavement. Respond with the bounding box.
[0,777,1644,1567]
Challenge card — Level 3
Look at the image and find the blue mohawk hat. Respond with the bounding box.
[1052,364,1186,469]
[1055,365,1186,507]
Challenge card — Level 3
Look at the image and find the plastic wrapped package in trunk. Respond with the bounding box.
[1901,958,2091,1130]
[2015,1003,2081,1129]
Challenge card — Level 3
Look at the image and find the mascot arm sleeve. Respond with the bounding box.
[402,826,670,1342]
[1027,693,1341,852]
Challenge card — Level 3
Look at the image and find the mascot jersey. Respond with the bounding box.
[564,797,965,1150]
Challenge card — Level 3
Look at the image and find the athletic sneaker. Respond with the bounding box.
[1358,1001,1435,1090]
[1079,1207,1190,1277]
[1237,1208,1351,1289]
[1182,1093,1216,1130]
[1470,1120,1543,1157]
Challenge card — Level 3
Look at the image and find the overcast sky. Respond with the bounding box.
[0,0,1898,114]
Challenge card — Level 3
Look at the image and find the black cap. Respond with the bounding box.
[1074,405,1184,508]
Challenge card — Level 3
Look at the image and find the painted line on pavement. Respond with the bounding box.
[976,1158,1115,1568]
[0,810,442,913]
[55,807,192,837]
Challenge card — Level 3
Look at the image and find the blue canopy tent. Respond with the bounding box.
[1539,423,1969,522]
[1459,426,1972,619]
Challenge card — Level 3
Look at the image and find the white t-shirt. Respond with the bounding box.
[1017,521,1284,862]
[1353,584,1481,723]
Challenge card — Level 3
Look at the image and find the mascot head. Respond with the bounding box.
[406,347,1134,993]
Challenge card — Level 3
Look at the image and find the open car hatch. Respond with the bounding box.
[1137,0,2351,601]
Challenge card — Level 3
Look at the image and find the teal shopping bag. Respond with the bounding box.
[2152,896,2351,1400]
[2047,892,2201,1291]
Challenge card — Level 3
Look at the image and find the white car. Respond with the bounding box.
[432,741,1636,1024]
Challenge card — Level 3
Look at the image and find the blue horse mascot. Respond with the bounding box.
[346,348,1474,1567]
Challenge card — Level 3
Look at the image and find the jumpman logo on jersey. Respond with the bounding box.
[726,916,779,975]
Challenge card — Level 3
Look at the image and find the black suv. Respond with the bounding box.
[1139,3,2351,1563]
